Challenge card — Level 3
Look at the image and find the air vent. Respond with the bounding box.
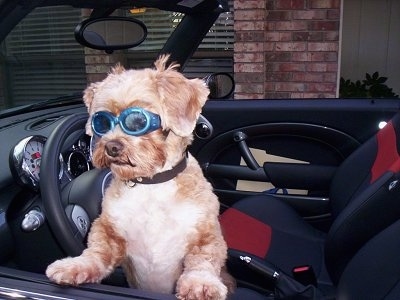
[27,116,63,130]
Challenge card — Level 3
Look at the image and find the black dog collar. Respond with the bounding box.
[126,153,188,187]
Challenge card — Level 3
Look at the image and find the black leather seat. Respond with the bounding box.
[228,218,400,299]
[220,111,400,298]
[336,218,400,299]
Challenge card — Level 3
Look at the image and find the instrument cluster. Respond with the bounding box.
[9,134,93,191]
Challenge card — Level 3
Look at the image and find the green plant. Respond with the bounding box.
[339,72,399,98]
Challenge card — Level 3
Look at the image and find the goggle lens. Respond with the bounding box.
[123,111,147,132]
[91,107,161,136]
[92,114,113,135]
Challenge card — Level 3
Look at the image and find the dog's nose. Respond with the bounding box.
[105,140,123,157]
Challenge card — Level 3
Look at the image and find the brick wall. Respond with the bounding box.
[234,0,341,99]
[84,48,126,84]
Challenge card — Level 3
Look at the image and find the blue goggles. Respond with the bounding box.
[91,107,161,136]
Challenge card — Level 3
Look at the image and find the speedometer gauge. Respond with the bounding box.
[9,135,63,191]
[23,136,44,182]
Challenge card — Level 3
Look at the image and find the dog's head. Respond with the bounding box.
[83,55,209,180]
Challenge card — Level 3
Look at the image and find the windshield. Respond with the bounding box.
[0,4,234,111]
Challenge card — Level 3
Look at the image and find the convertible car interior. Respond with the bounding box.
[220,110,400,298]
[1,0,400,299]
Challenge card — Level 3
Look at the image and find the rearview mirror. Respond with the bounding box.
[75,17,147,52]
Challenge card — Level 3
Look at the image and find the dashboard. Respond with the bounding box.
[9,134,93,191]
[0,104,91,267]
[0,105,88,189]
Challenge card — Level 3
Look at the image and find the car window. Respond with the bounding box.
[0,6,87,109]
[0,6,179,109]
[0,4,233,111]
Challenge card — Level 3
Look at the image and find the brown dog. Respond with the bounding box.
[46,55,235,299]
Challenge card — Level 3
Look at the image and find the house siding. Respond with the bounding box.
[341,0,400,96]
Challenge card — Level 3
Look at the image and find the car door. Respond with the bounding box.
[190,98,400,229]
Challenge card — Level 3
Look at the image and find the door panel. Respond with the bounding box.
[190,99,400,224]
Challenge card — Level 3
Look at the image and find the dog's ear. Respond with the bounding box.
[155,55,209,137]
[82,82,98,135]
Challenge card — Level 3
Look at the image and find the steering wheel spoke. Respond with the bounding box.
[65,204,90,242]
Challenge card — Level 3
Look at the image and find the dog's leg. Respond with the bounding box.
[176,221,232,300]
[220,266,236,294]
[46,216,126,285]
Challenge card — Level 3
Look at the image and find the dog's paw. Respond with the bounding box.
[46,257,101,285]
[176,270,228,300]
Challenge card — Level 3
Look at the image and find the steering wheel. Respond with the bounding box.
[41,113,110,256]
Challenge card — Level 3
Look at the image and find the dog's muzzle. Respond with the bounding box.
[105,140,123,157]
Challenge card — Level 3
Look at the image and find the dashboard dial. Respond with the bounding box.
[23,136,44,182]
[9,135,64,190]
[9,135,47,190]
[68,151,90,177]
